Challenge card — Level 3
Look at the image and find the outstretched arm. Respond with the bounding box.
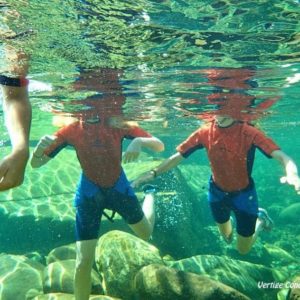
[30,135,57,168]
[132,152,184,188]
[271,149,300,193]
[123,136,164,163]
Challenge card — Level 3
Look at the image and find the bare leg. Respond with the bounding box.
[129,188,156,241]
[236,234,255,255]
[74,239,97,300]
[217,218,233,244]
[142,192,155,233]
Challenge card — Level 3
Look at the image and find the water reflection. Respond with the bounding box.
[175,67,279,122]
[2,0,300,74]
[55,68,125,120]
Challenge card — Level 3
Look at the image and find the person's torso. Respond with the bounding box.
[71,124,125,186]
[202,122,256,192]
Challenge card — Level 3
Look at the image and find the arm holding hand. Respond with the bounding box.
[123,136,164,163]
[132,152,184,188]
[30,135,57,168]
[271,149,300,194]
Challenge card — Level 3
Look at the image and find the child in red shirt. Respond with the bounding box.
[31,114,164,299]
[31,68,164,300]
[133,114,300,255]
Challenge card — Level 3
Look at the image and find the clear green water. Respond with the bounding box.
[1,0,300,298]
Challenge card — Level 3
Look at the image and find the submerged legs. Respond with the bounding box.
[74,239,97,300]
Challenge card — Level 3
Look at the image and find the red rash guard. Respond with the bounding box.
[44,121,151,187]
[177,121,280,192]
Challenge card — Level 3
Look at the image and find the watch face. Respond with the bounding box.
[150,170,157,177]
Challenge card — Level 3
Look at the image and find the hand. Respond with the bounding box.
[0,149,29,191]
[131,171,155,188]
[34,135,57,157]
[280,174,300,194]
[123,138,141,163]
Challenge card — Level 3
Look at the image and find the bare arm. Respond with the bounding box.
[123,136,164,163]
[152,152,184,176]
[137,137,165,152]
[2,85,31,151]
[132,152,184,187]
[0,45,32,190]
[271,149,300,193]
[0,84,31,190]
[30,135,57,168]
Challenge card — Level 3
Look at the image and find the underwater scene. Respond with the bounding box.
[1,0,300,299]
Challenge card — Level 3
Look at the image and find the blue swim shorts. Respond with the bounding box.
[208,177,258,237]
[74,170,144,241]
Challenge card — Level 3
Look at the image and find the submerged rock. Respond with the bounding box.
[277,275,300,300]
[287,275,300,300]
[134,264,250,300]
[278,203,300,225]
[168,254,289,299]
[95,230,164,300]
[46,243,76,264]
[0,253,44,300]
[263,243,299,265]
[43,259,102,295]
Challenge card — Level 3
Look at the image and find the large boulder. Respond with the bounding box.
[168,254,290,299]
[95,230,164,300]
[46,243,76,264]
[263,243,299,266]
[0,253,44,300]
[43,259,102,295]
[134,264,250,300]
[277,275,300,300]
[287,275,300,300]
[278,203,300,225]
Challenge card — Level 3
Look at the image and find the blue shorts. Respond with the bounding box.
[74,170,144,241]
[208,178,258,237]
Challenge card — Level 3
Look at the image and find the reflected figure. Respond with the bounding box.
[0,45,31,191]
[177,67,279,122]
[133,67,300,255]
[30,68,164,300]
[203,67,279,122]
